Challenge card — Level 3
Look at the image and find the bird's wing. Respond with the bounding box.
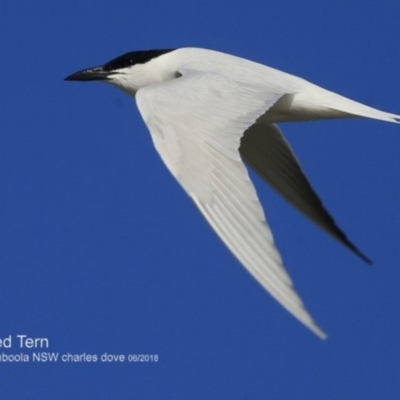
[136,70,326,339]
[240,122,371,264]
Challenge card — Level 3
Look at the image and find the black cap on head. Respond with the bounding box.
[102,49,175,71]
[65,49,175,81]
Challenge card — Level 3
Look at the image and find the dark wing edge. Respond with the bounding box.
[239,122,372,265]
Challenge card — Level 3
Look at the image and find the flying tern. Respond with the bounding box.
[65,48,399,338]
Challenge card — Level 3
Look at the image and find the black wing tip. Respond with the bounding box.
[338,234,372,266]
[352,247,373,266]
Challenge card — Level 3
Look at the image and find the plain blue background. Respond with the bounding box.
[1,1,400,398]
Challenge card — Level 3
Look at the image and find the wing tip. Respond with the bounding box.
[358,252,373,266]
[344,241,373,266]
[312,325,328,340]
[300,316,328,340]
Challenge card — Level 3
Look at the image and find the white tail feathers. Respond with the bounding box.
[318,86,400,123]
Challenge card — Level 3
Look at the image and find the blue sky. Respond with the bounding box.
[1,1,400,398]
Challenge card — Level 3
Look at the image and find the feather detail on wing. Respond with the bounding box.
[136,69,327,338]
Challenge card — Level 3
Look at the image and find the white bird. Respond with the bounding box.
[65,48,399,339]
